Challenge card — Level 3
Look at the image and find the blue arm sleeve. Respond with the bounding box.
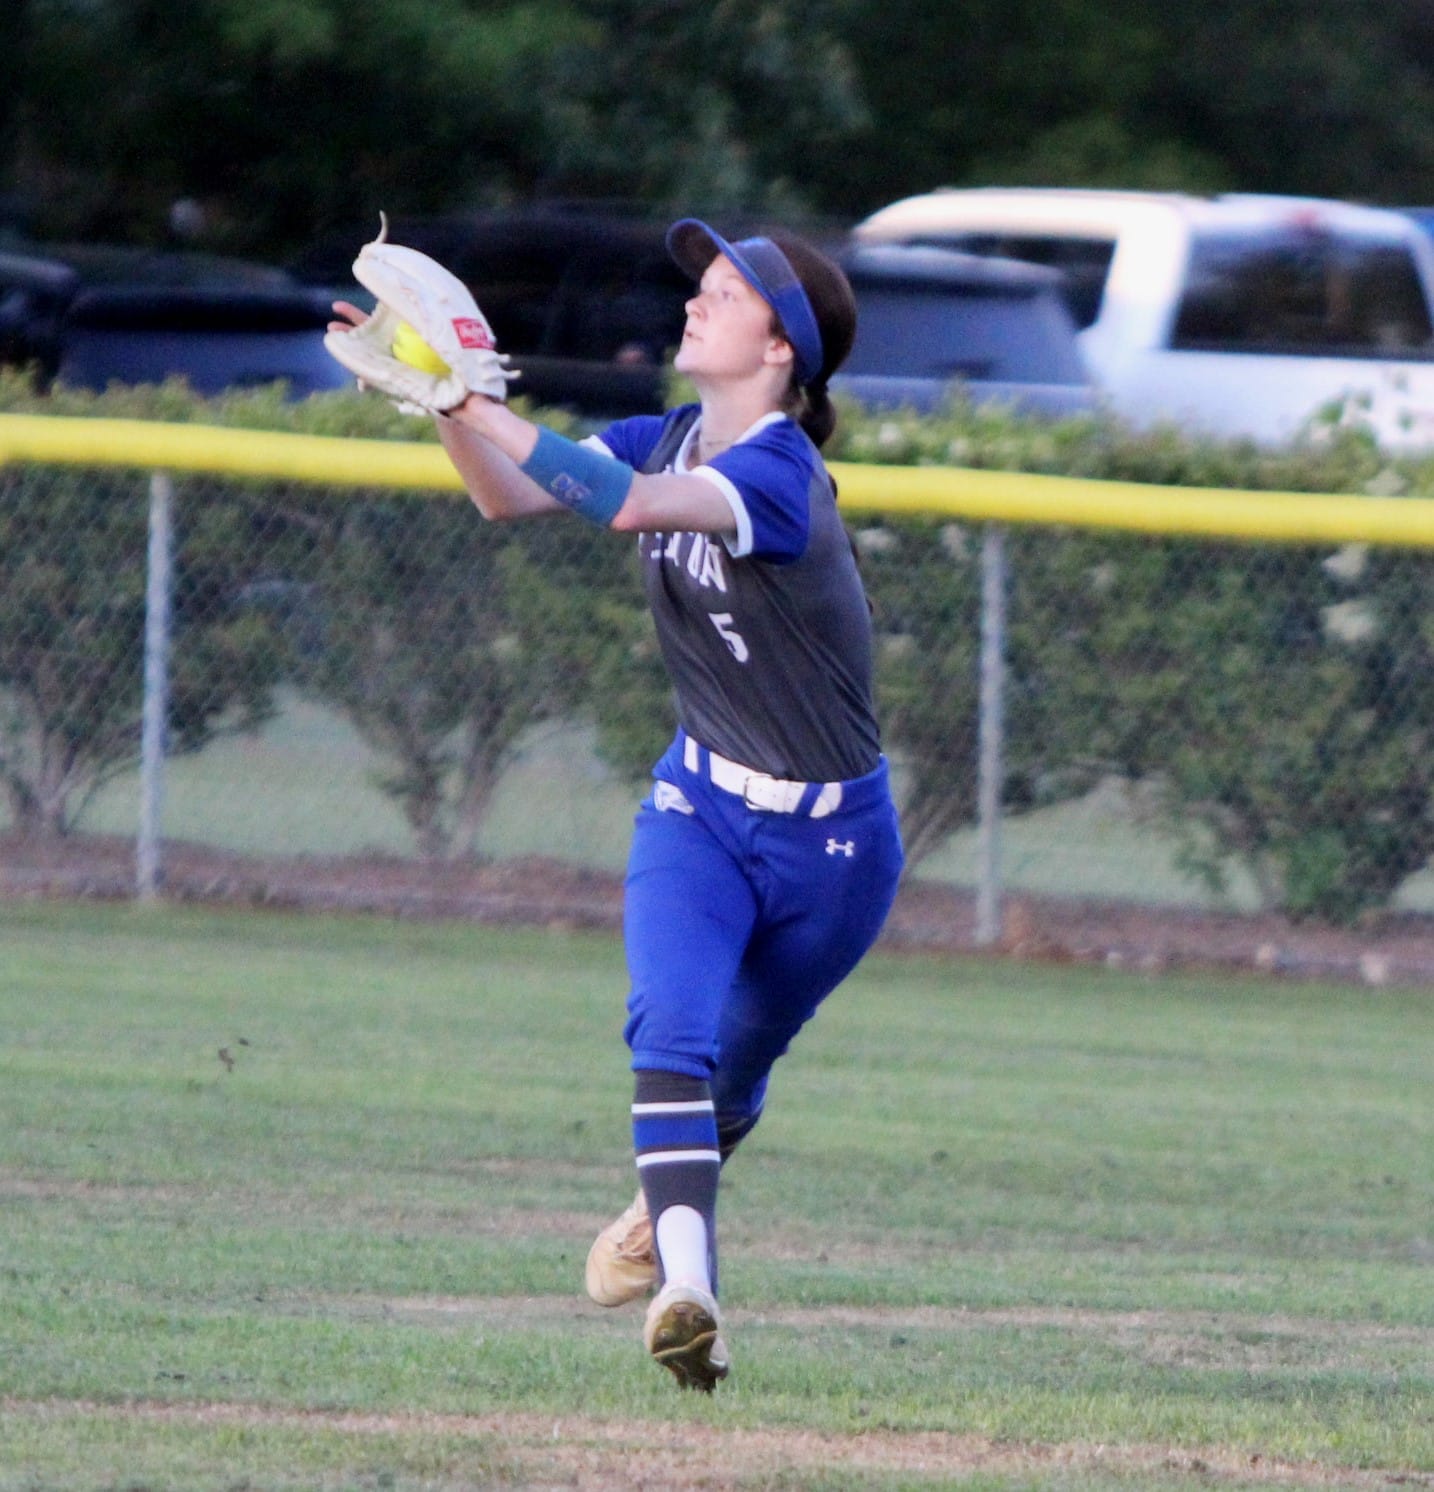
[520,428,634,527]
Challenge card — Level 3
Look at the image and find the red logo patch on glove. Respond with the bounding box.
[453,317,497,350]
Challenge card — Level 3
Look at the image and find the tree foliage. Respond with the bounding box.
[299,498,610,859]
[817,0,1434,213]
[13,2,1434,257]
[541,0,866,217]
[6,0,587,252]
[3,0,860,254]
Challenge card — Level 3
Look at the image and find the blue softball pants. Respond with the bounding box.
[622,731,904,1129]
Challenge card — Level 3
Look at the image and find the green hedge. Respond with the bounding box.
[4,371,1433,921]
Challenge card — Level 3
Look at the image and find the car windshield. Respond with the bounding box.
[1172,226,1434,357]
[844,280,1086,384]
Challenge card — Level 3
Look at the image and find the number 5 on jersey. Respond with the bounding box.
[708,613,749,663]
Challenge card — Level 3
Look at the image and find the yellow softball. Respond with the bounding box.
[391,320,451,377]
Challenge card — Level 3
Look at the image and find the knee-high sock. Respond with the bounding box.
[632,1069,720,1295]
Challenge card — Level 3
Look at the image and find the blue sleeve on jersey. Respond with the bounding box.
[706,421,817,563]
[590,413,674,468]
[592,408,816,564]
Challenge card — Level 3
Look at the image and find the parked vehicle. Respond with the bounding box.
[299,207,1099,425]
[0,242,348,397]
[854,188,1434,448]
[291,205,693,420]
[833,243,1096,417]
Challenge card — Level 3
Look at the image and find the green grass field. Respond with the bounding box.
[1,901,1430,1490]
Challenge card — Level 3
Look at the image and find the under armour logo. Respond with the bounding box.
[825,838,855,857]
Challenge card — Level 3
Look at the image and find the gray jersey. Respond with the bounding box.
[615,406,880,783]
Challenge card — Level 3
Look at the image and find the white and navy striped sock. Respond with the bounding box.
[632,1070,720,1294]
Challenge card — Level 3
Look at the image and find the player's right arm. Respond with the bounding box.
[324,233,730,532]
[444,393,737,538]
[435,399,566,520]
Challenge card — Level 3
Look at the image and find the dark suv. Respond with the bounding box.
[291,205,693,419]
[833,243,1096,417]
[295,212,1097,423]
[0,242,349,397]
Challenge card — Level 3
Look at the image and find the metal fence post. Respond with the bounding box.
[975,525,1007,947]
[136,469,174,902]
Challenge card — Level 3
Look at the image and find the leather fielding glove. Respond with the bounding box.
[323,213,517,413]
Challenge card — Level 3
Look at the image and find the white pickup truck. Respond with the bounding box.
[854,188,1434,450]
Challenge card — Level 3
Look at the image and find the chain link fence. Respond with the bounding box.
[4,435,1434,944]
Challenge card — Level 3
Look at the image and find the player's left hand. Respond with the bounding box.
[323,214,518,413]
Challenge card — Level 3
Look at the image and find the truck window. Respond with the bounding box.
[908,233,1115,330]
[843,281,1086,384]
[1172,227,1434,358]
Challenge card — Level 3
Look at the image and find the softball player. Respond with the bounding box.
[337,218,903,1392]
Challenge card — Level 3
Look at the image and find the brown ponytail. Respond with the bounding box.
[790,381,839,449]
[765,230,857,451]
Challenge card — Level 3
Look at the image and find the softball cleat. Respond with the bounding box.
[643,1281,729,1392]
[585,1189,658,1306]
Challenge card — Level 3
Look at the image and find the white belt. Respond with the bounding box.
[683,736,843,818]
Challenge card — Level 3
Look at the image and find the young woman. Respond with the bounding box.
[334,219,904,1392]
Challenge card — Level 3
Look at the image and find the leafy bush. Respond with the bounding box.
[297,494,641,859]
[0,465,285,836]
[834,397,1434,919]
[1020,532,1434,922]
[6,377,1434,918]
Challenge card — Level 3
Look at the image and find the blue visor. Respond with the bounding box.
[667,218,824,386]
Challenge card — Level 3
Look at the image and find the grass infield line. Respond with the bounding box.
[304,1291,1434,1352]
[0,1397,1415,1490]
